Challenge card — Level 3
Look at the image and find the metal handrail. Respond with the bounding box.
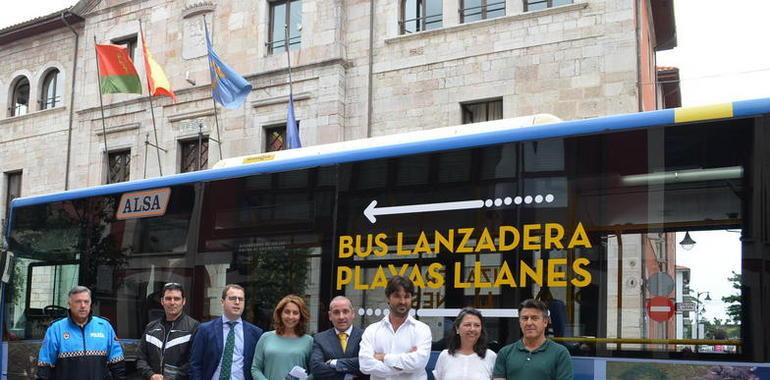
[399,13,443,33]
[399,13,443,25]
[460,0,506,17]
[266,35,302,49]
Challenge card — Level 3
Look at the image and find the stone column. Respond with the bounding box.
[443,0,459,27]
[507,0,524,15]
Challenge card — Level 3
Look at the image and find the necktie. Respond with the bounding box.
[338,332,348,352]
[219,320,238,380]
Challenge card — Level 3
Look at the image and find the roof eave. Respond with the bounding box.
[0,10,84,46]
[651,0,677,51]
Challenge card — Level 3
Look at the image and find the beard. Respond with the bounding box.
[389,304,410,318]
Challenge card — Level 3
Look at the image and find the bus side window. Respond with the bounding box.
[24,263,77,338]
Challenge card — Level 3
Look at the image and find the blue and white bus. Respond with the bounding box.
[3,99,770,379]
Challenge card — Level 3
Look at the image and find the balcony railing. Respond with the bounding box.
[460,1,506,23]
[399,13,443,34]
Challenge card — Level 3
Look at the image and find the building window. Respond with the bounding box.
[111,35,138,62]
[461,0,506,23]
[265,126,287,152]
[268,0,302,54]
[400,0,443,34]
[107,150,131,184]
[4,171,21,229]
[40,69,63,110]
[524,0,573,12]
[180,137,209,173]
[10,77,30,117]
[462,99,503,123]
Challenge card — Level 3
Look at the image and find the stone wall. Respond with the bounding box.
[0,23,81,219]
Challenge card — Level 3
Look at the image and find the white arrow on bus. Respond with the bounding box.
[363,199,485,224]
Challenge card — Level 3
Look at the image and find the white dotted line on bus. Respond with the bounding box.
[358,308,416,317]
[483,193,555,208]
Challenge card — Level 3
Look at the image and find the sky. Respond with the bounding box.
[657,0,770,105]
[676,231,741,323]
[1,0,761,327]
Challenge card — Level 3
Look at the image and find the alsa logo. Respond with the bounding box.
[90,332,106,338]
[116,188,171,220]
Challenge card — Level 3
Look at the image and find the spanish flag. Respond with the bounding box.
[141,30,176,100]
[95,44,142,94]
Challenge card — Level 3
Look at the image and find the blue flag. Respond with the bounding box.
[205,23,252,109]
[286,95,301,149]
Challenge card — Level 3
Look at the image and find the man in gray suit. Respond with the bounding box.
[310,296,367,380]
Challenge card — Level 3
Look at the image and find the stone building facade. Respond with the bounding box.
[0,0,675,230]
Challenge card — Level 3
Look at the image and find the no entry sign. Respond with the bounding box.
[647,296,675,322]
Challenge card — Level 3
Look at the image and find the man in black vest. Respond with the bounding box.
[137,283,200,380]
[310,296,367,380]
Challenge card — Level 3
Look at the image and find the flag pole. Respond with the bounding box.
[139,20,164,176]
[202,14,224,160]
[284,24,295,97]
[143,133,149,179]
[93,35,110,157]
[211,97,223,160]
[283,23,301,149]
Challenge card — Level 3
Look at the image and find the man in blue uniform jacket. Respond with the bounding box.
[190,284,263,380]
[36,285,126,380]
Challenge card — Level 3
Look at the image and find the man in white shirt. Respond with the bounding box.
[359,276,432,380]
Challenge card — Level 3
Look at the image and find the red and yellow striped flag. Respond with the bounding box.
[141,31,175,101]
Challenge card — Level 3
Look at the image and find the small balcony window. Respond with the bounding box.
[400,0,443,34]
[461,0,506,23]
[268,0,302,54]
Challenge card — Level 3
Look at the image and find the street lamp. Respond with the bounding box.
[679,231,696,250]
[693,291,711,352]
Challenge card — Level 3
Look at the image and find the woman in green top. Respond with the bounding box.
[252,294,314,380]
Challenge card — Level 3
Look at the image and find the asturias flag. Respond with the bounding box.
[141,31,176,101]
[286,95,301,149]
[95,44,142,94]
[205,23,252,108]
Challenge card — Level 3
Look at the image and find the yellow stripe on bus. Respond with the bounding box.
[243,154,276,164]
[674,103,733,123]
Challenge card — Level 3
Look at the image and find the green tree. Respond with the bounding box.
[704,317,731,339]
[722,271,741,324]
[244,246,311,330]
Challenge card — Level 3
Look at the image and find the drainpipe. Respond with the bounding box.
[61,11,79,190]
[634,0,643,112]
[366,0,375,137]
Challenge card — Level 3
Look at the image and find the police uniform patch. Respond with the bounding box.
[63,332,70,340]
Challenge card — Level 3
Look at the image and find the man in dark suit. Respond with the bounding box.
[190,284,263,380]
[310,296,367,380]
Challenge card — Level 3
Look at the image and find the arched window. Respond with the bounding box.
[41,69,62,110]
[400,0,443,34]
[10,77,30,117]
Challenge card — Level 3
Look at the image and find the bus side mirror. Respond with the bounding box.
[0,250,14,284]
